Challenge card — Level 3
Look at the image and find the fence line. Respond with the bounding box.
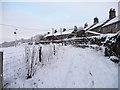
[0,52,3,89]
[3,44,62,87]
[3,46,27,87]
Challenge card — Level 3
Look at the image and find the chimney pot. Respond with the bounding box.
[109,8,116,19]
[94,17,99,24]
[84,22,88,28]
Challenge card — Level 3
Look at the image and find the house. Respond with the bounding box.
[53,29,74,40]
[76,30,86,37]
[45,8,119,39]
[85,17,99,31]
[45,32,54,40]
[101,15,120,34]
[45,28,75,40]
[76,29,101,37]
[76,8,120,37]
[89,8,120,34]
[85,30,101,37]
[76,17,99,37]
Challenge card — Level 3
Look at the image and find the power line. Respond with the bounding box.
[0,24,74,36]
[0,24,74,31]
[0,24,50,31]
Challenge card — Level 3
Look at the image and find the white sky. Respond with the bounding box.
[1,0,120,2]
[0,1,119,42]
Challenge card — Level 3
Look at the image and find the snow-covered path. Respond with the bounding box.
[19,45,118,88]
[3,45,118,88]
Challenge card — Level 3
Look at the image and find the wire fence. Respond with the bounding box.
[0,52,3,89]
[3,46,27,87]
[3,44,62,87]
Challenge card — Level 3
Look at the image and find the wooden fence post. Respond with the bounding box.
[39,47,42,62]
[0,52,3,89]
[53,45,55,55]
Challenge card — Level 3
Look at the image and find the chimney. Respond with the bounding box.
[94,17,99,24]
[84,22,88,28]
[109,8,116,19]
[74,26,77,31]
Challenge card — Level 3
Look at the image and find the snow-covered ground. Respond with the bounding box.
[2,44,118,88]
[2,45,27,88]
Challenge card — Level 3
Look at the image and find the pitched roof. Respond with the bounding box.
[54,29,74,36]
[76,27,84,32]
[89,16,120,30]
[85,23,96,31]
[45,32,53,37]
[45,28,74,37]
[83,20,103,31]
[102,15,120,27]
[83,23,94,31]
[85,30,101,35]
[89,19,109,30]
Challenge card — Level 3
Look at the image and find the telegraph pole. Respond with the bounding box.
[52,28,54,44]
[14,29,17,47]
[60,28,63,46]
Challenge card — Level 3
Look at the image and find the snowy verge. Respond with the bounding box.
[3,45,118,88]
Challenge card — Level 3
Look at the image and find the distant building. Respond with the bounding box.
[101,16,120,34]
[89,8,120,34]
[45,28,75,40]
[45,8,120,39]
[85,31,101,37]
[76,8,120,37]
[76,17,99,37]
[84,22,88,28]
[76,30,85,37]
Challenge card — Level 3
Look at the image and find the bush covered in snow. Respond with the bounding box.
[104,31,120,62]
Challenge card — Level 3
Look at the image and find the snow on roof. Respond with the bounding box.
[89,19,108,30]
[100,33,117,38]
[103,15,120,27]
[84,23,93,30]
[54,29,74,36]
[76,27,84,32]
[85,30,101,35]
[45,28,74,37]
[116,30,120,38]
[45,33,53,37]
[84,21,104,31]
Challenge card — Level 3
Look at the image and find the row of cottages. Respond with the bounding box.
[76,8,120,37]
[45,8,120,40]
[45,28,74,40]
[45,26,83,40]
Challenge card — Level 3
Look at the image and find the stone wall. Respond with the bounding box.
[101,21,120,34]
[90,20,120,34]
[104,32,120,62]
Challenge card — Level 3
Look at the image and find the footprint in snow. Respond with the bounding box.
[41,81,43,84]
[72,82,75,85]
[92,80,94,86]
[89,71,93,76]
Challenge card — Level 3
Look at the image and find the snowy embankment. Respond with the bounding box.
[3,44,118,88]
[2,45,27,87]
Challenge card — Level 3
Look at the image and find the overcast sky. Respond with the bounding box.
[0,2,118,42]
